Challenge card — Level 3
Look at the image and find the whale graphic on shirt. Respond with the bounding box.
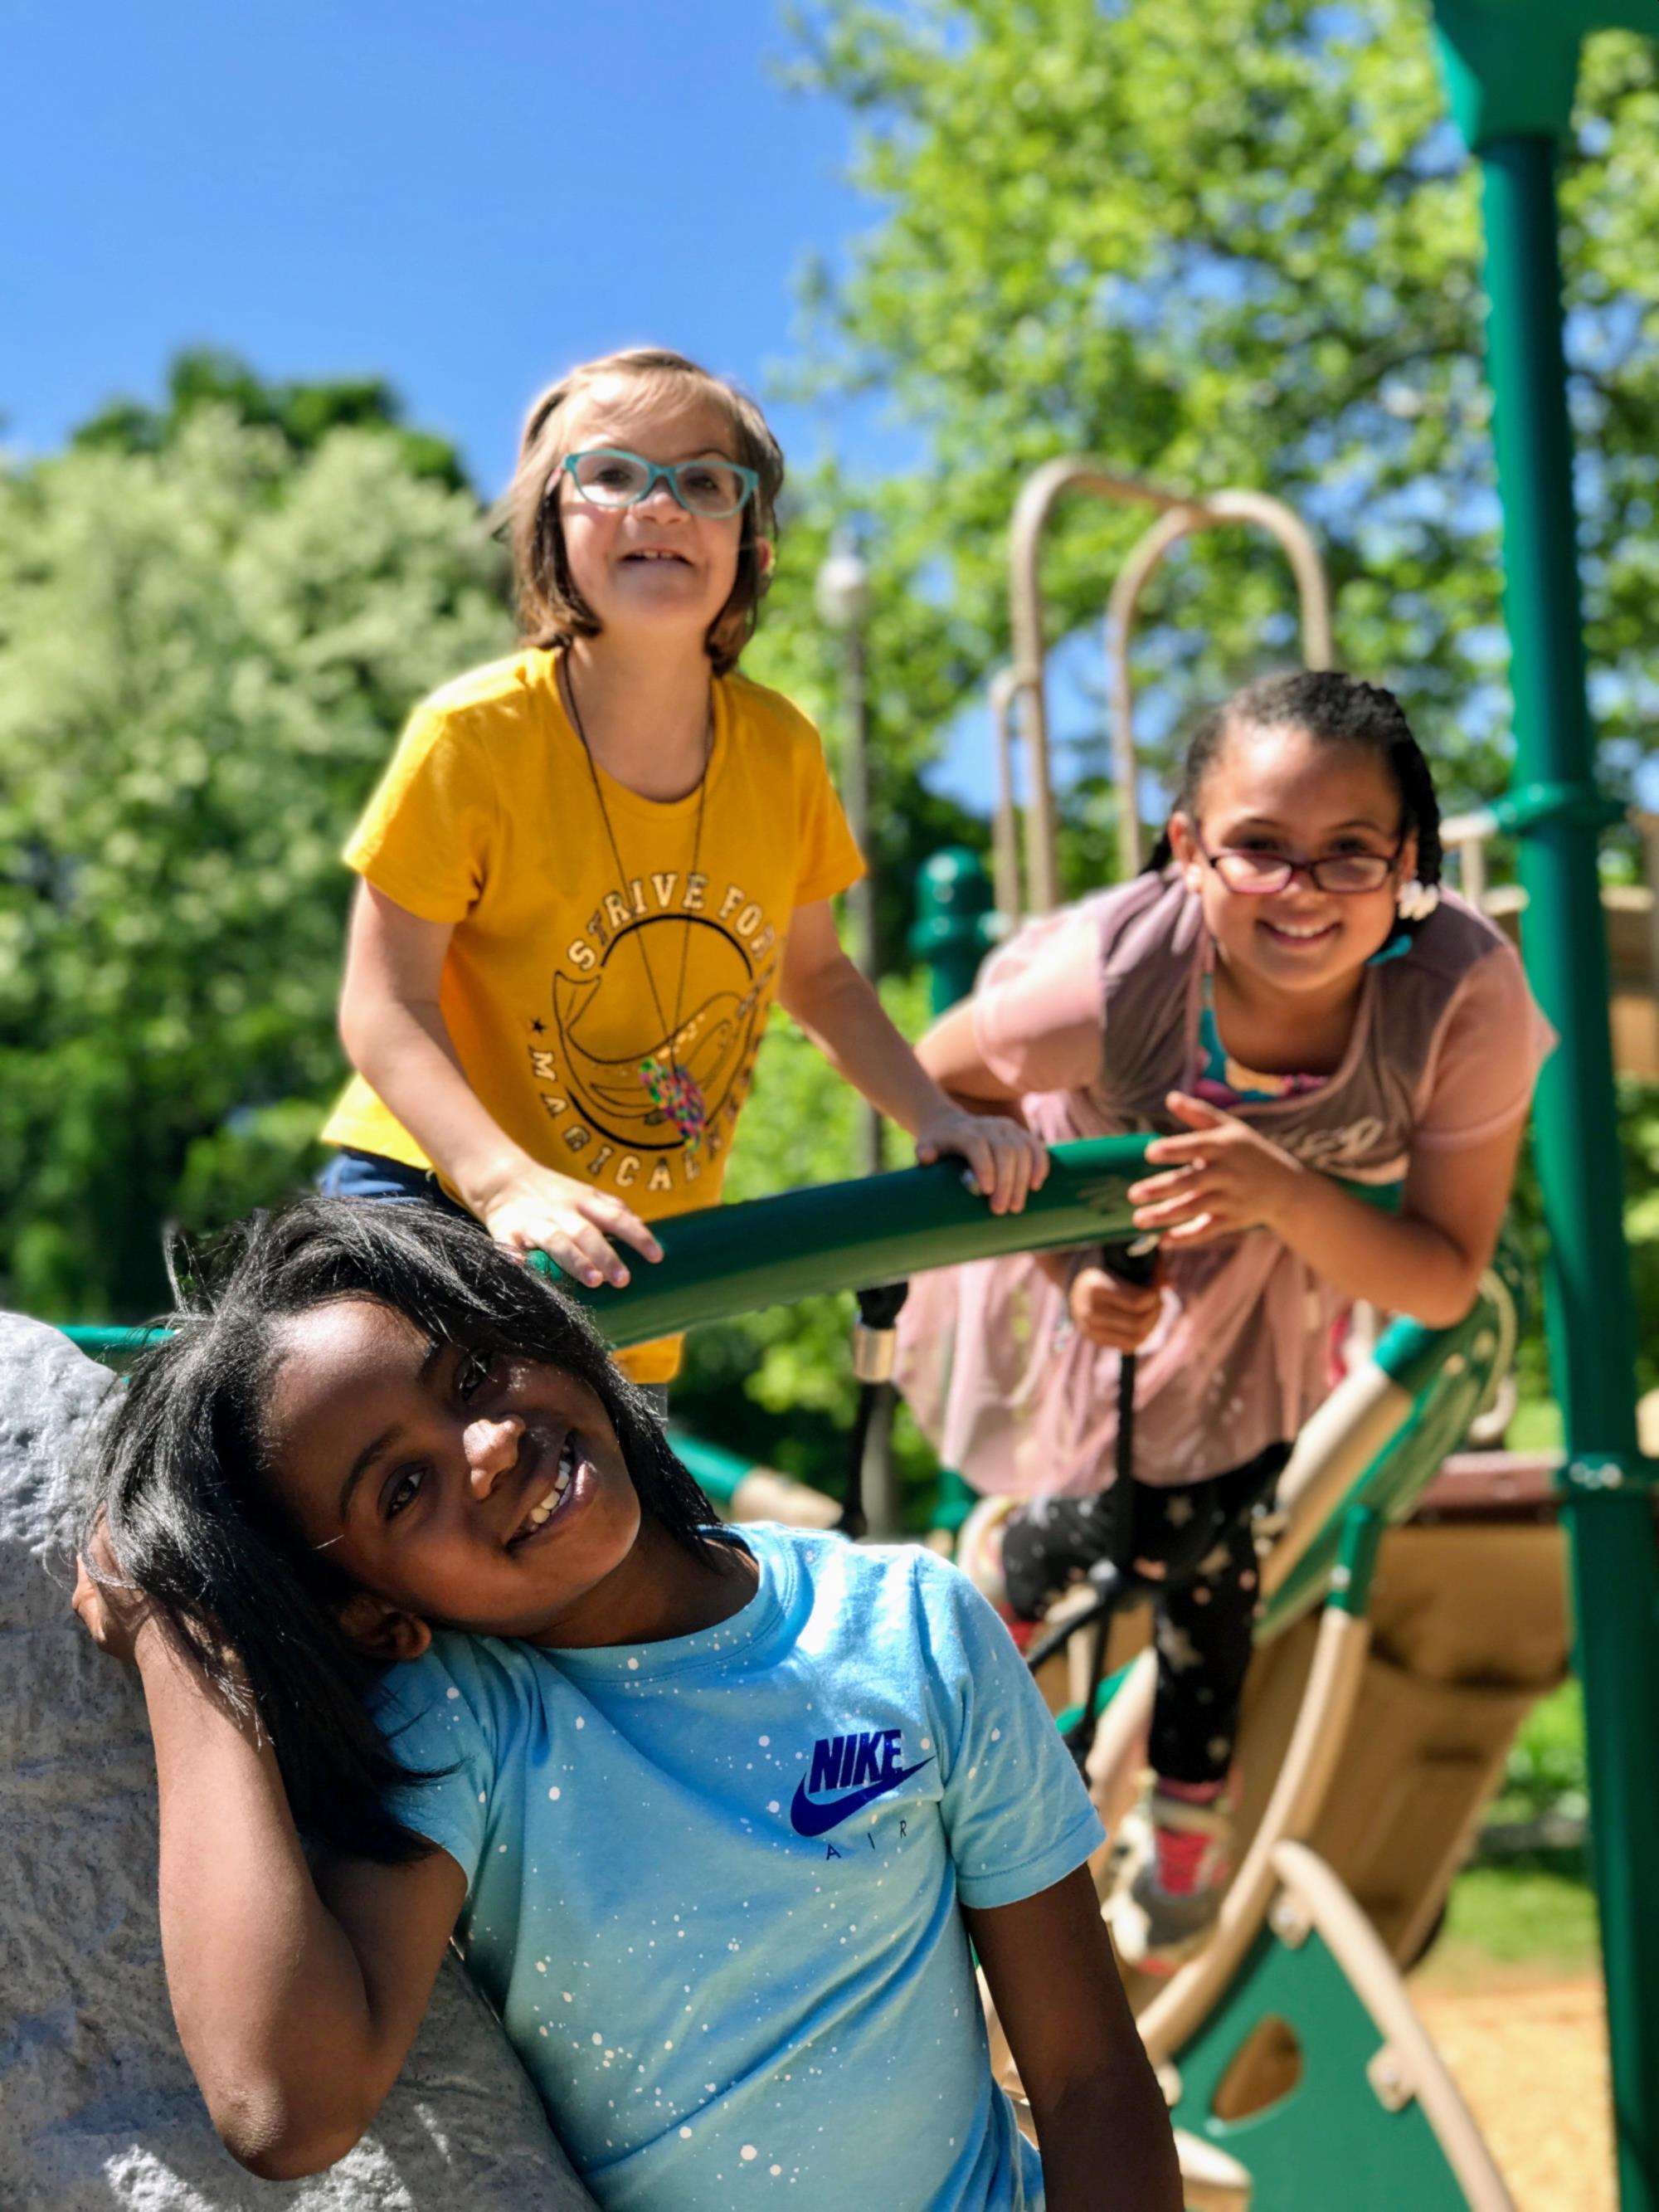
[550,966,763,1142]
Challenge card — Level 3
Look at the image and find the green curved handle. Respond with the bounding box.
[58,1136,1404,1360]
[533,1135,1158,1349]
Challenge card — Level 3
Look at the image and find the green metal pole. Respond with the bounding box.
[908,846,1000,1016]
[908,845,1005,1532]
[1481,131,1659,2209]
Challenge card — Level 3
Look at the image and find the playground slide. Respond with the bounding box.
[996,1240,1545,2210]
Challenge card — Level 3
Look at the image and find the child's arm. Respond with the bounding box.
[918,979,1167,1348]
[912,997,1025,1108]
[776,901,1047,1213]
[965,1869,1181,2210]
[74,1554,464,2179]
[1129,1090,1525,1328]
[338,882,661,1287]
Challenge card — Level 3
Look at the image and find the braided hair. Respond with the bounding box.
[1145,671,1443,932]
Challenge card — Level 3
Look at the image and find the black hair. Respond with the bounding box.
[1145,670,1443,914]
[81,1196,727,1864]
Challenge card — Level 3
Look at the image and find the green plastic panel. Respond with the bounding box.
[1169,1924,1468,2209]
[1262,1232,1525,1637]
[664,1429,748,1509]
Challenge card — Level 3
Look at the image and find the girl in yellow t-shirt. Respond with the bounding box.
[321,347,1044,1383]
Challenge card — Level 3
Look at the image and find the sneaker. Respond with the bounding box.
[1107,1776,1234,1973]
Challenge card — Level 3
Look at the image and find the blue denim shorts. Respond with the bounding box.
[316,1147,472,1219]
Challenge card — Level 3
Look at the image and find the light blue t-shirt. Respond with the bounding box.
[374,1523,1105,2212]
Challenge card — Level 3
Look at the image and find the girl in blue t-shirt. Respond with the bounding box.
[72,1198,1178,2212]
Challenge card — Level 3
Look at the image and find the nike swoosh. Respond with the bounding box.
[788,1756,936,1838]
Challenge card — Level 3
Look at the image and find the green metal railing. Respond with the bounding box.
[61,1136,1159,1362]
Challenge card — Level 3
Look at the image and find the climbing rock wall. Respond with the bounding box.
[0,1313,597,2210]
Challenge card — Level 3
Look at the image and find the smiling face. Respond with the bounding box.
[1168,719,1414,1000]
[264,1297,647,1654]
[552,373,759,651]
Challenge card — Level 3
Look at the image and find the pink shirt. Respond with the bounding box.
[896,876,1554,1495]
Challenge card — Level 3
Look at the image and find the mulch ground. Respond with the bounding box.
[1409,1961,1613,2212]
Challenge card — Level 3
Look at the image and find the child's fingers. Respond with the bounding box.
[1141,1132,1214,1168]
[1160,1211,1224,1245]
[957,1129,1000,1206]
[1073,1265,1160,1308]
[1078,1281,1161,1320]
[989,1130,1029,1215]
[1127,1165,1206,1205]
[1165,1089,1230,1129]
[521,1216,630,1291]
[1130,1182,1216,1230]
[70,1557,101,1634]
[1077,1314,1160,1351]
[584,1194,664,1265]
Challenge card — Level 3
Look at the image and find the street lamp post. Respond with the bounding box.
[816,531,902,1539]
[815,534,883,1182]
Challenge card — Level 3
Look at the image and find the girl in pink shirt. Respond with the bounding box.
[898,671,1552,1969]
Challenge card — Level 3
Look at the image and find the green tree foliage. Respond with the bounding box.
[0,375,510,1318]
[73,345,469,488]
[745,476,992,967]
[783,2,1659,869]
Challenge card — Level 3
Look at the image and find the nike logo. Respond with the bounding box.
[788,1756,935,1838]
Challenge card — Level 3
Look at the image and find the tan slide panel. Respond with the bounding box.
[1137,1604,1374,2062]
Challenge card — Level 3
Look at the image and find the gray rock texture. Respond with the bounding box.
[0,1312,598,2210]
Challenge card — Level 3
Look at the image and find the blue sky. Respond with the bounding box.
[2,0,885,495]
[3,0,1014,801]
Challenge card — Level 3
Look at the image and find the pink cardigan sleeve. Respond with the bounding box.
[971,908,1106,1096]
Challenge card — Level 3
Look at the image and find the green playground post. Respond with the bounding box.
[908,846,1000,1016]
[909,846,1005,1532]
[1433,6,1659,2200]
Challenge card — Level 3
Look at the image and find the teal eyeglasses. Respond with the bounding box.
[562,448,759,520]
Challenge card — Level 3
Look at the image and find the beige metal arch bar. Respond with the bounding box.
[1107,492,1335,879]
[986,665,1029,924]
[1009,459,1195,914]
[1008,460,1335,911]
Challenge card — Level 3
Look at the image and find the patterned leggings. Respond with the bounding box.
[1000,1440,1289,1787]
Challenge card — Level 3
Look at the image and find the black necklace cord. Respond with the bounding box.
[560,654,713,1078]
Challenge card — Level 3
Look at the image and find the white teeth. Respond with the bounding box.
[513,1443,576,1542]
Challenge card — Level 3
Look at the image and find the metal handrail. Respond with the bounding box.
[1005,460,1333,906]
[1104,491,1334,877]
[1008,460,1193,914]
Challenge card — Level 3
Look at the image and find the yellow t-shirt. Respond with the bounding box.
[321,647,864,1383]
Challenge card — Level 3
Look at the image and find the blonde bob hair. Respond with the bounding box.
[504,348,784,678]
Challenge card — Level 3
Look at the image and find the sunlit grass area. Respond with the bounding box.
[1439,1854,1600,1976]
